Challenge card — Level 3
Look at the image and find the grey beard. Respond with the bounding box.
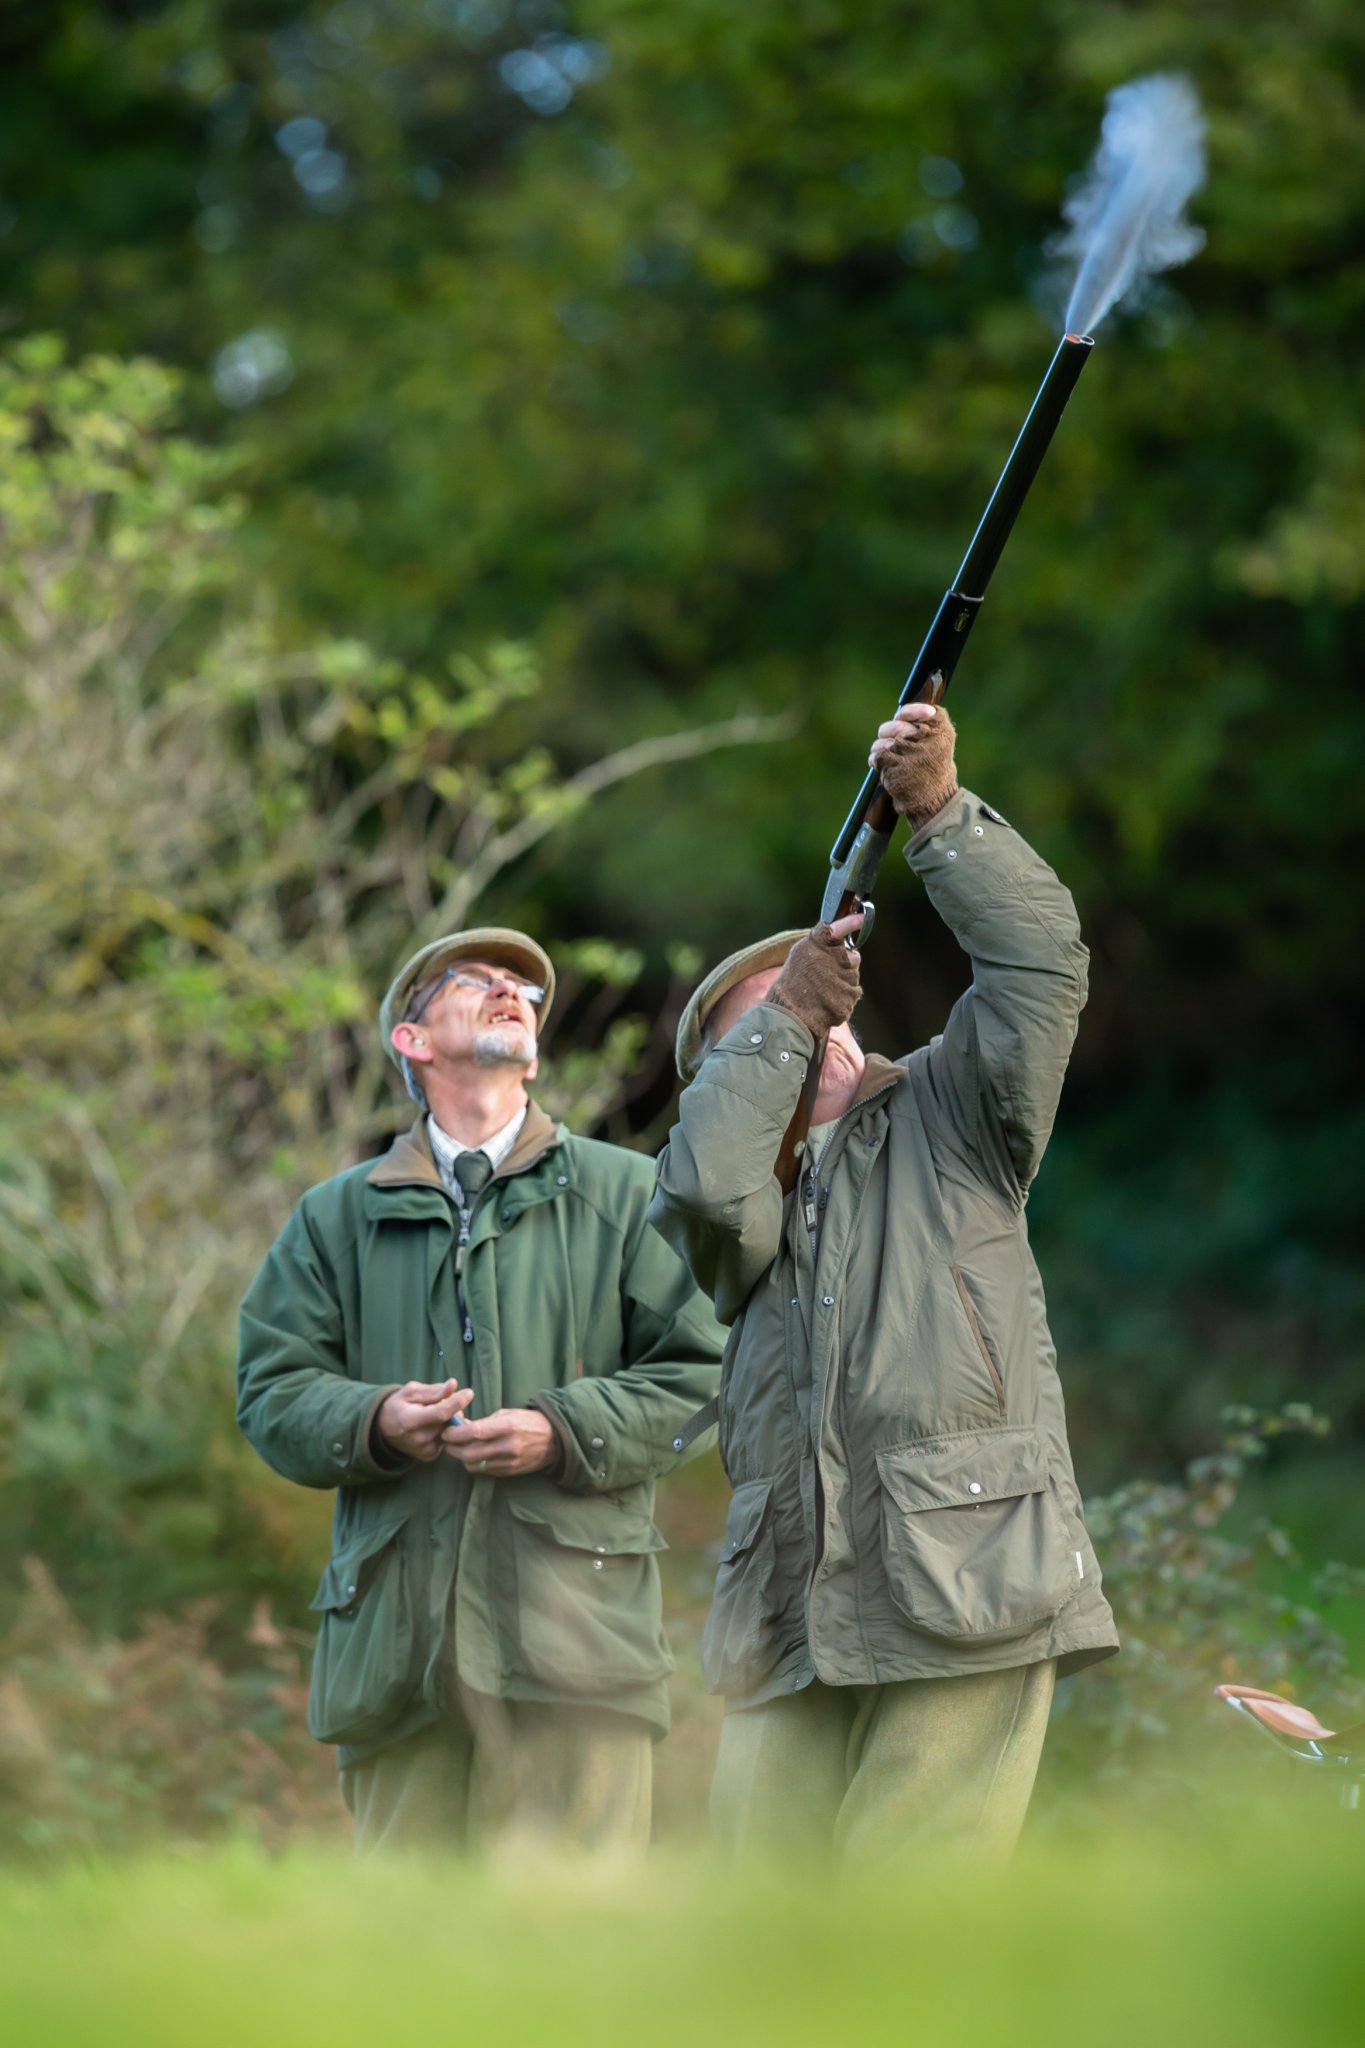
[472,1026,536,1068]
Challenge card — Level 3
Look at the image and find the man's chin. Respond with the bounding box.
[472,1029,536,1068]
[813,1038,863,1114]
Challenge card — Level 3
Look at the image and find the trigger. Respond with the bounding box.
[849,900,875,946]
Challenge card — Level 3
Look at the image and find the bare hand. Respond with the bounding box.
[377,1378,474,1462]
[869,702,959,829]
[442,1406,558,1478]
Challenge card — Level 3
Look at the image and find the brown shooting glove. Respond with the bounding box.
[873,706,959,832]
[768,924,862,1039]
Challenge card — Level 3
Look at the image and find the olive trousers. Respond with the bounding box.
[341,1697,652,1859]
[710,1659,1056,1866]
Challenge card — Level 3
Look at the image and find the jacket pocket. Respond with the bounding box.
[307,1510,421,1745]
[505,1486,674,1694]
[877,1429,1072,1644]
[700,1478,778,1694]
[950,1266,1006,1417]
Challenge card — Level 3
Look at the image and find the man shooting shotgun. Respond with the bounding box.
[649,693,1119,1864]
[648,72,1205,1864]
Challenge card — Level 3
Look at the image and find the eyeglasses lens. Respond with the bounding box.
[451,970,545,1005]
[407,964,545,1023]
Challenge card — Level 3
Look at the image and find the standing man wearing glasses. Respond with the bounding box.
[237,926,722,1856]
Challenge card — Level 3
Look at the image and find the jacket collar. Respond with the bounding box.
[802,1056,903,1180]
[847,1053,903,1114]
[496,1101,562,1179]
[366,1104,561,1193]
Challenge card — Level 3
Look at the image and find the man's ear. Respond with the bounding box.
[390,1021,434,1066]
[525,1049,540,1081]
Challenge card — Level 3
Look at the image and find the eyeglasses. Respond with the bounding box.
[405,965,546,1023]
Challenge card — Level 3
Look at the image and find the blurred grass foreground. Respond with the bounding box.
[2,1820,1363,2048]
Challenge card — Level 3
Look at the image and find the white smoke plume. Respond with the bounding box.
[1056,73,1207,336]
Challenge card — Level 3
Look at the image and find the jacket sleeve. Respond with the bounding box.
[236,1200,408,1490]
[528,1198,724,1495]
[647,1000,815,1325]
[906,787,1088,1202]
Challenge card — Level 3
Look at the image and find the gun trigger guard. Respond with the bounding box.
[851,900,874,946]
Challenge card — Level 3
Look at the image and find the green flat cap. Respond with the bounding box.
[676,930,806,1083]
[379,926,556,1069]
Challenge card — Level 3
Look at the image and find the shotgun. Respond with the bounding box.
[773,331,1095,1193]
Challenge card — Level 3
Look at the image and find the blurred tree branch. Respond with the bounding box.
[0,337,784,1632]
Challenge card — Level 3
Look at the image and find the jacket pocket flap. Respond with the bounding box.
[506,1486,666,1555]
[718,1478,773,1562]
[310,1511,410,1612]
[877,1428,1046,1514]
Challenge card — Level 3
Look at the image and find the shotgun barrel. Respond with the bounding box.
[820,332,1094,929]
[775,332,1095,1193]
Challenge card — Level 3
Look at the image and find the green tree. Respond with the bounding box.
[0,336,772,1631]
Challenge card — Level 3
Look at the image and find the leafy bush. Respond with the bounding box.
[0,338,773,1641]
[1042,1407,1365,1813]
[0,1560,339,1859]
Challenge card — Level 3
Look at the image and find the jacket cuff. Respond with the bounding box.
[526,1390,619,1493]
[702,1000,815,1110]
[904,785,978,855]
[352,1383,414,1481]
[524,1397,568,1478]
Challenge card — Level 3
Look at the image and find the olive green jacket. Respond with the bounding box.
[237,1110,722,1762]
[649,790,1119,1705]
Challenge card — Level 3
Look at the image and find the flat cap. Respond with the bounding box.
[379,926,556,1069]
[675,930,806,1083]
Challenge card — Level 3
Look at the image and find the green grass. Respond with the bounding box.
[2,1810,1361,2048]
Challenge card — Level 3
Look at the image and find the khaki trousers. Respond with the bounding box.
[710,1661,1055,1867]
[341,1697,652,1860]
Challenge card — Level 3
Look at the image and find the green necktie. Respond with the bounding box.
[452,1150,492,1203]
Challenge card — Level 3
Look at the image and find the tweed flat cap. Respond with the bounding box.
[379,926,556,1068]
[675,930,806,1082]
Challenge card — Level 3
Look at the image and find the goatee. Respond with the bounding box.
[472,1026,536,1068]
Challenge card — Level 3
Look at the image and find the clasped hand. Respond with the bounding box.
[376,1378,557,1476]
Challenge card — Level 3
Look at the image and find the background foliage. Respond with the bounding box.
[0,0,1361,1851]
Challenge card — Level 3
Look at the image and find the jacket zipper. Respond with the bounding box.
[801,1076,896,1260]
[418,1145,564,1350]
[454,1208,475,1346]
[950,1265,1007,1418]
[802,1163,825,1260]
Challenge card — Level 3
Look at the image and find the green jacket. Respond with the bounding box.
[649,790,1119,1706]
[237,1109,722,1761]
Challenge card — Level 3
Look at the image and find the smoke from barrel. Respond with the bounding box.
[1057,74,1207,337]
